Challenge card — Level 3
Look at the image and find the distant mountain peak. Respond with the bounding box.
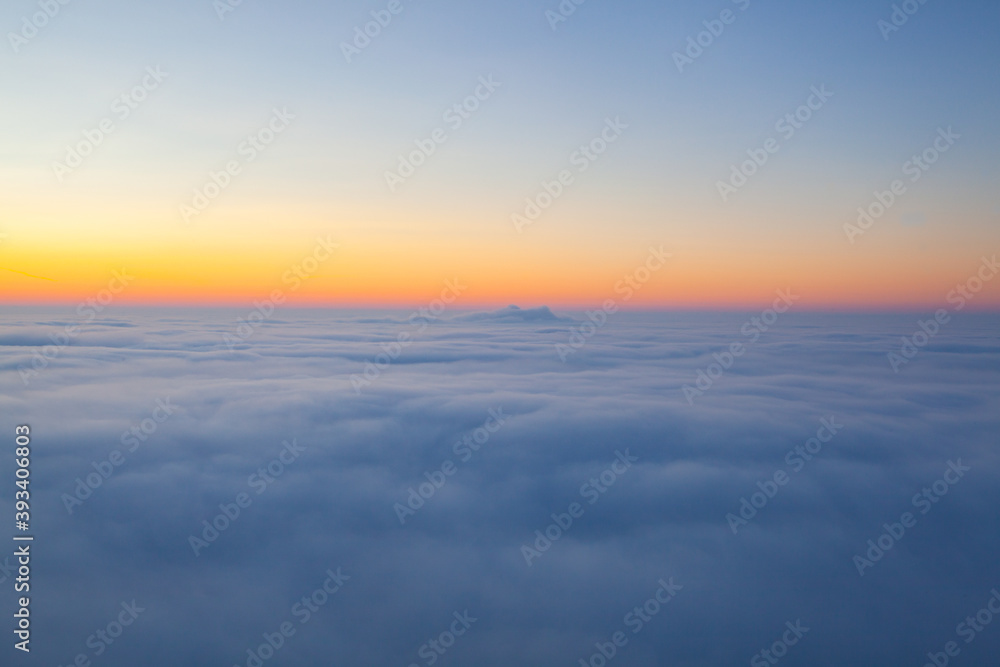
[454,305,569,323]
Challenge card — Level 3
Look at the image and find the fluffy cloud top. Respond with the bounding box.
[1,306,999,666]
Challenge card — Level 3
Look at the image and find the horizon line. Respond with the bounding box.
[3,300,1000,315]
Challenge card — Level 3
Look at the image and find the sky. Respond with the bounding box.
[1,0,999,308]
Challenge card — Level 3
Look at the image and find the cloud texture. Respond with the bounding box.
[1,306,999,666]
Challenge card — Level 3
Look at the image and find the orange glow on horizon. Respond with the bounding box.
[3,226,998,311]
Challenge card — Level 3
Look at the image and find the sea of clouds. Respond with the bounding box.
[1,306,999,666]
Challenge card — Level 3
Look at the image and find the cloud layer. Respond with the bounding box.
[1,306,999,666]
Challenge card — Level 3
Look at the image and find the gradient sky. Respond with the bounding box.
[2,0,999,308]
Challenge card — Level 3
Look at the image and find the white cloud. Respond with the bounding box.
[1,308,999,665]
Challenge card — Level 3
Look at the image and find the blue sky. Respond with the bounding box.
[2,0,998,306]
